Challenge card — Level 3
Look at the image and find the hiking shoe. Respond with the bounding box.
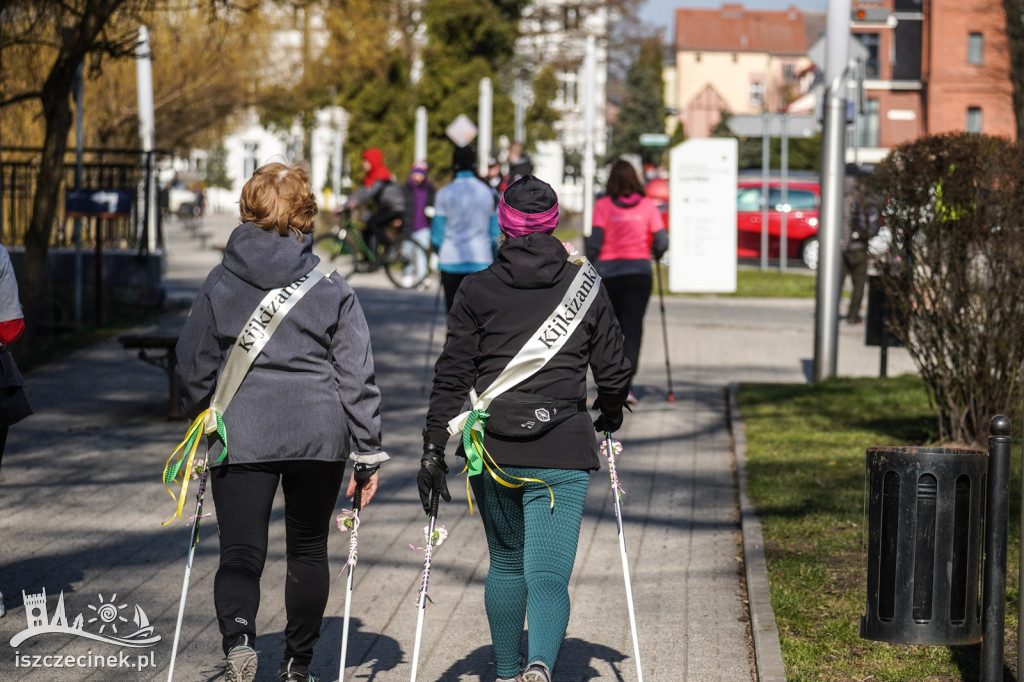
[521,661,551,682]
[626,390,639,406]
[278,658,318,682]
[224,645,257,682]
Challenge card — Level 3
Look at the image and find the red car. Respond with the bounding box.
[645,177,669,228]
[736,178,821,269]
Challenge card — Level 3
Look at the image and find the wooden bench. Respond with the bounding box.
[118,333,182,418]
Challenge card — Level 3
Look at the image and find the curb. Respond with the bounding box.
[729,382,788,682]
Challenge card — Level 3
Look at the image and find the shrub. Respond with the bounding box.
[870,132,1024,446]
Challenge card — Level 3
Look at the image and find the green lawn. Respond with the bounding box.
[649,263,821,298]
[739,375,1020,681]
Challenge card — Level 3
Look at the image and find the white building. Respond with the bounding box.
[201,1,609,213]
[515,1,610,211]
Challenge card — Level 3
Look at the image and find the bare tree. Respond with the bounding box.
[871,133,1024,446]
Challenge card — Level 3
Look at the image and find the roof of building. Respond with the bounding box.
[675,4,812,56]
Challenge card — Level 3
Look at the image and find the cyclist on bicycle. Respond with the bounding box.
[343,148,407,269]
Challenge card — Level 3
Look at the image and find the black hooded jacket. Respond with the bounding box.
[425,233,631,471]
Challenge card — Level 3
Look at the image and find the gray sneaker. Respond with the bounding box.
[278,657,319,682]
[224,644,257,682]
[521,661,551,682]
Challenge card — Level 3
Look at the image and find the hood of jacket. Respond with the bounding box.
[221,222,320,290]
[490,233,571,289]
[611,193,642,209]
[361,148,392,186]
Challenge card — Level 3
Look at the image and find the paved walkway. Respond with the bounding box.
[0,211,916,681]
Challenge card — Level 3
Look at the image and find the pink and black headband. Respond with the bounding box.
[498,175,560,238]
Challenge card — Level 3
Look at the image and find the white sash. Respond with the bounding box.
[211,261,335,413]
[447,258,601,436]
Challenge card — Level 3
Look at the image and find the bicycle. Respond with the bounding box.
[313,213,431,289]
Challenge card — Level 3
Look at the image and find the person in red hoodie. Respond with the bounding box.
[586,159,669,405]
[344,148,407,267]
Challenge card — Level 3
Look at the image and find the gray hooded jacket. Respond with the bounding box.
[175,222,388,467]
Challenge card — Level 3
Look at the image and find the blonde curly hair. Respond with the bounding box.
[239,162,318,239]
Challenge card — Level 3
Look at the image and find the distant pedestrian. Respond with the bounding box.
[431,145,499,311]
[842,164,879,324]
[485,156,503,191]
[503,142,533,189]
[586,158,668,404]
[420,175,632,682]
[0,243,31,474]
[176,162,388,682]
[402,161,436,288]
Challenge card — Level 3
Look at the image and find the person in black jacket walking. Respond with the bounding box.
[176,162,388,682]
[419,176,631,682]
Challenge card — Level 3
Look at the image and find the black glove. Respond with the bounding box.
[353,462,379,485]
[592,398,624,434]
[417,443,451,514]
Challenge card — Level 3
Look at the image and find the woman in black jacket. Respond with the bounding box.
[420,176,631,682]
[176,162,388,682]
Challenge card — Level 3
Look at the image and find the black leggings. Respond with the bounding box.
[603,273,652,388]
[441,271,470,312]
[210,459,345,665]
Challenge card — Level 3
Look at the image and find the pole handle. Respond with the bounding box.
[429,488,440,519]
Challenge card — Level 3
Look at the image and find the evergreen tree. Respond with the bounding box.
[608,36,665,166]
[526,66,559,143]
[415,0,520,177]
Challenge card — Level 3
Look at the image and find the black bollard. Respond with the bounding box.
[981,415,1011,681]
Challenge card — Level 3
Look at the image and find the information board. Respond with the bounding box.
[668,139,738,293]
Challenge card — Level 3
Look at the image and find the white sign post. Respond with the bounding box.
[668,138,738,293]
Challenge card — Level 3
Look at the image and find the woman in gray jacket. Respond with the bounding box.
[175,162,388,682]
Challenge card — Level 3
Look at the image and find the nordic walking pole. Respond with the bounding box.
[338,482,363,682]
[420,283,443,395]
[654,260,675,403]
[604,432,644,682]
[166,461,210,682]
[410,490,440,681]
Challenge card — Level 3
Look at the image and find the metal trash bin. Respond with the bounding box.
[860,446,987,645]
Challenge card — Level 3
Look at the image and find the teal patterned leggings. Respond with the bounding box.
[470,467,590,678]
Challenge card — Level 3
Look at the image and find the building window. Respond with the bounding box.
[243,142,259,180]
[966,107,982,133]
[854,32,880,77]
[856,98,880,148]
[783,63,795,82]
[968,32,983,64]
[558,72,578,108]
[564,6,579,30]
[749,81,765,108]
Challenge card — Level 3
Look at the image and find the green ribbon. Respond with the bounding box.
[461,409,489,477]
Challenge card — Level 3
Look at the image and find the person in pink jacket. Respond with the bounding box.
[586,159,668,404]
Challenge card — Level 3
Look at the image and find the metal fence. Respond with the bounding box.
[0,146,169,251]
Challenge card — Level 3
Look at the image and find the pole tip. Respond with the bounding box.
[990,414,1011,437]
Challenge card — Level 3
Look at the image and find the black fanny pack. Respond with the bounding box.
[483,391,584,439]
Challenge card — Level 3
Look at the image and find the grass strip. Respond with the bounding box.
[739,375,1020,681]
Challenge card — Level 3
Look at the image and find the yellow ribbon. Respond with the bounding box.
[459,427,554,514]
[161,408,226,525]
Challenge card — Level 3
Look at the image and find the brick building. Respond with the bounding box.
[668,2,1016,157]
[849,0,1015,160]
